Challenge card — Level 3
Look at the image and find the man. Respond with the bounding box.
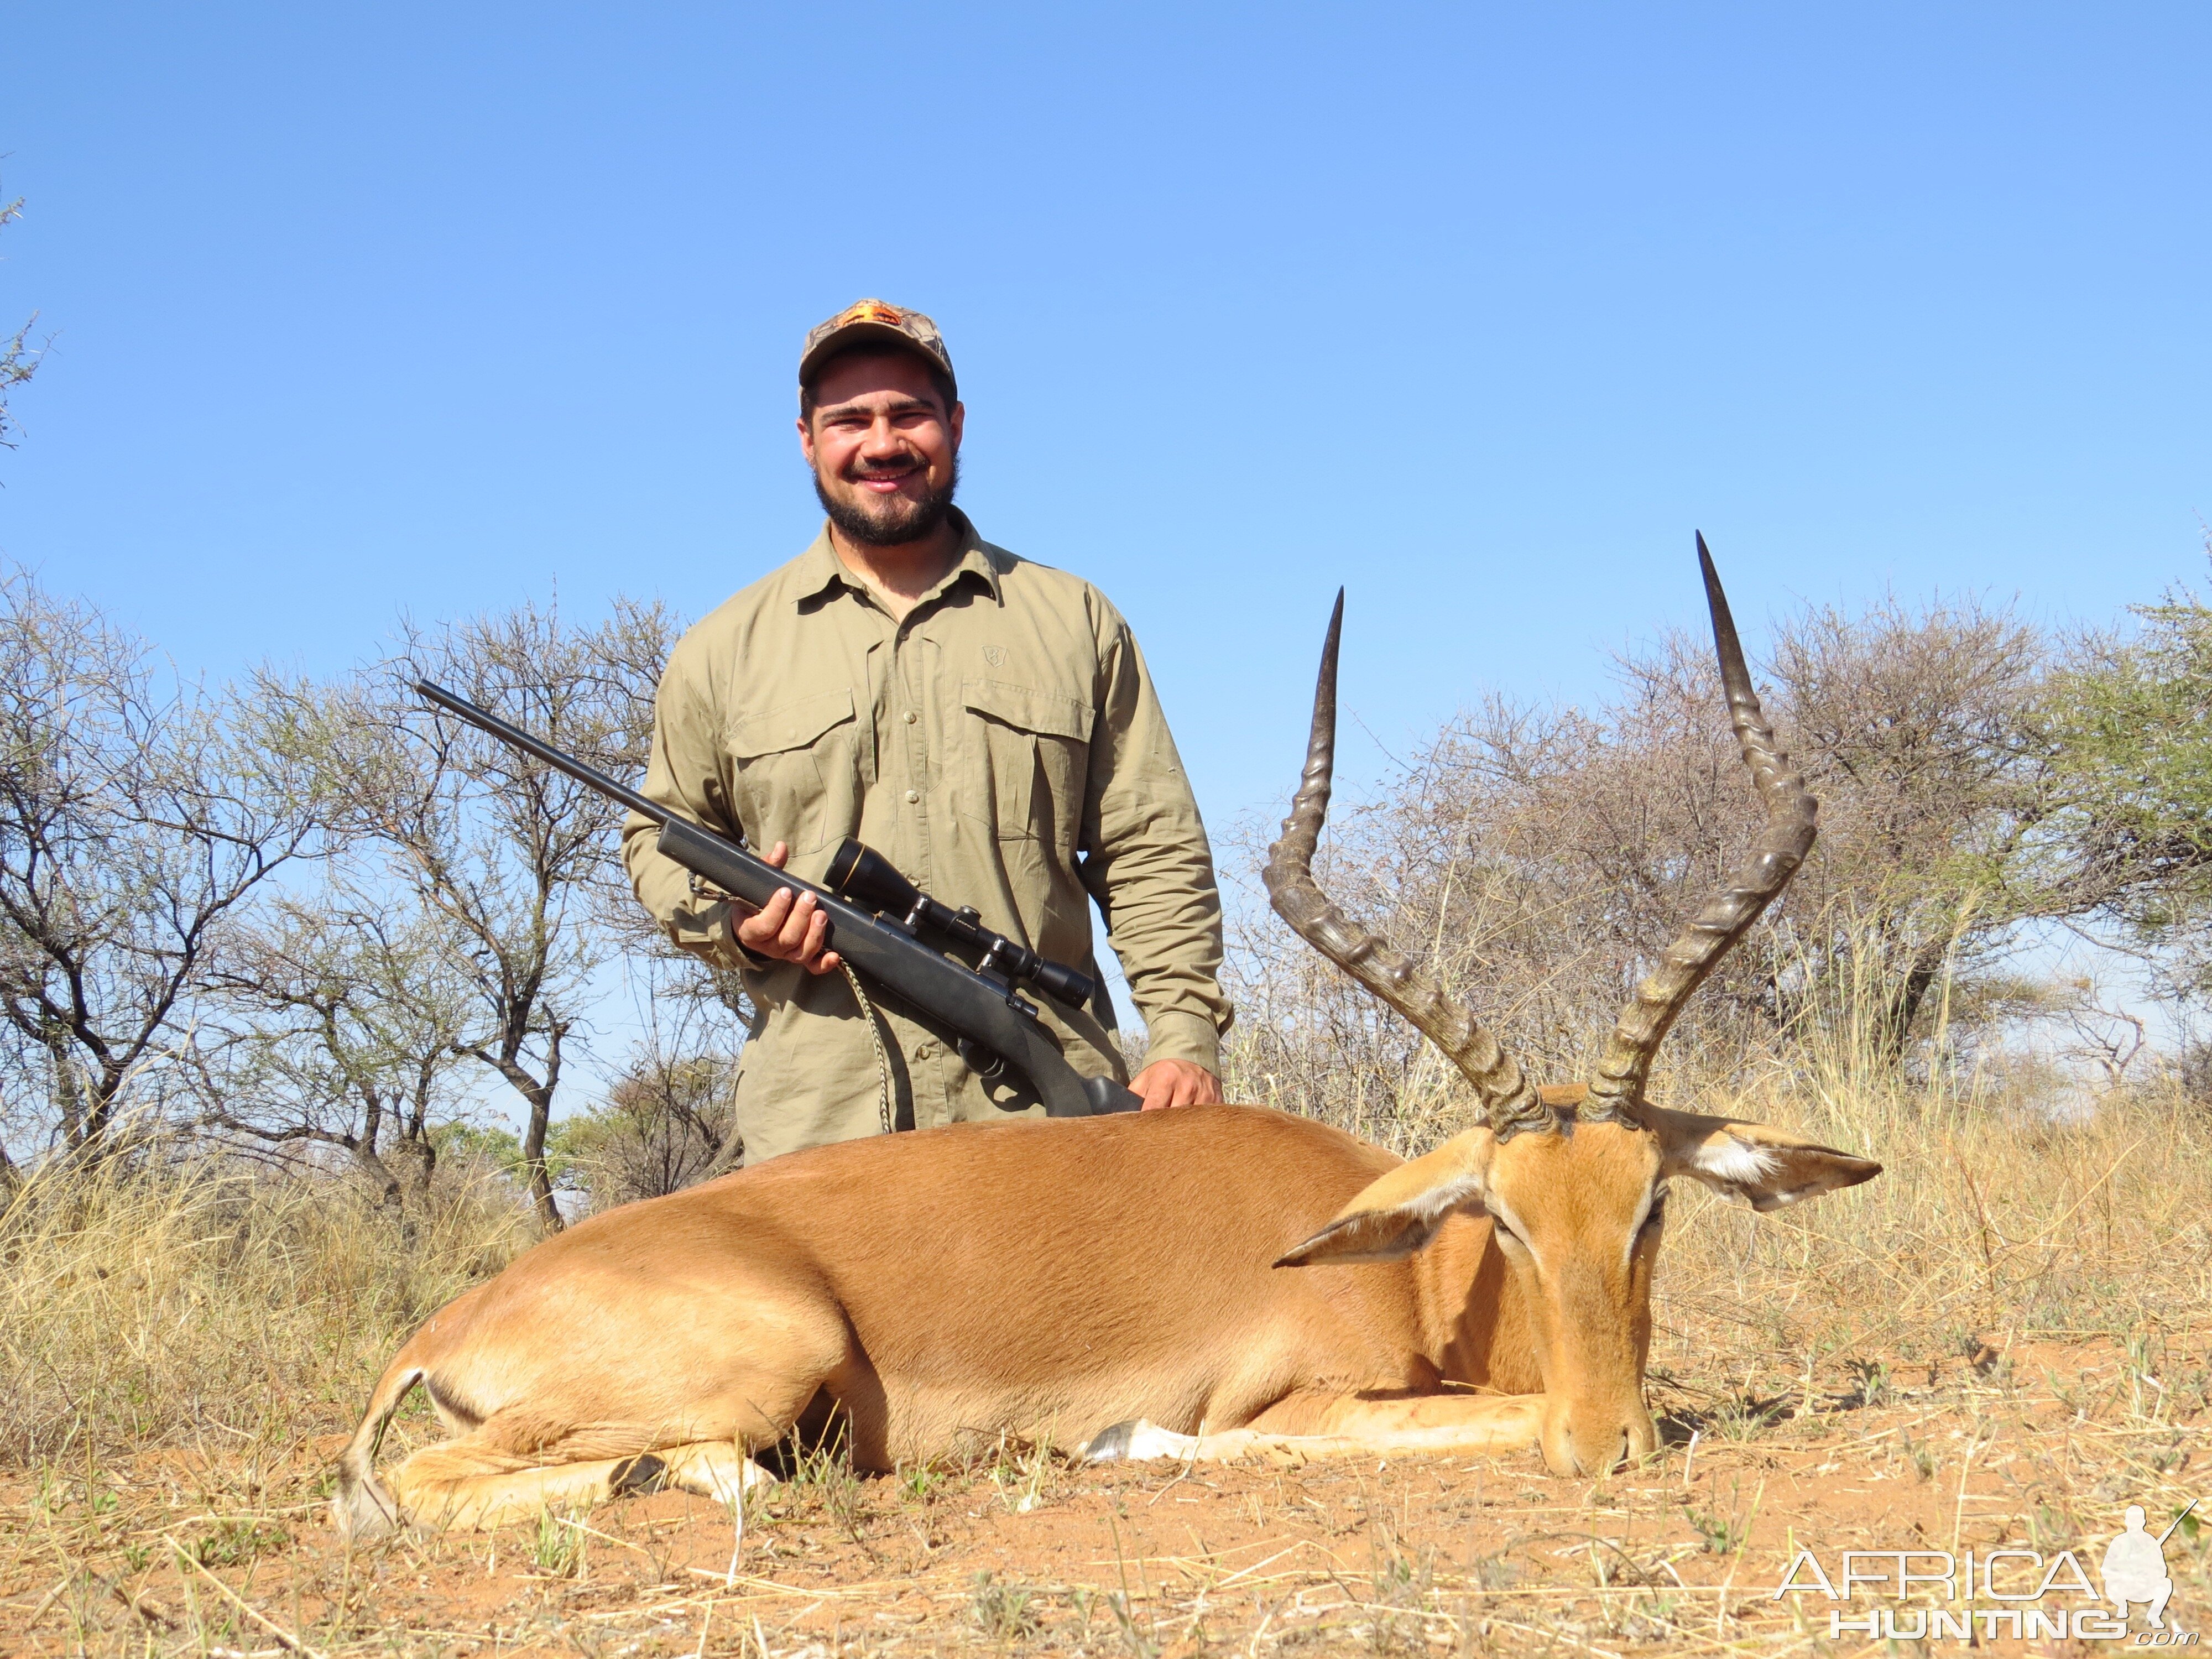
[624,299,1229,1162]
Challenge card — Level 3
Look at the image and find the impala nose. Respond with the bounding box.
[1545,1406,1658,1475]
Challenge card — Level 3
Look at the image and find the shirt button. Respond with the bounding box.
[914,1042,936,1061]
[904,787,920,804]
[902,709,918,724]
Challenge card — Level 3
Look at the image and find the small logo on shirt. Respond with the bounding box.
[982,644,1007,669]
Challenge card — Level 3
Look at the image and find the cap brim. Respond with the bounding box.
[799,324,954,394]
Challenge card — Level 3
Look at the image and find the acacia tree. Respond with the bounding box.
[2038,562,2212,998]
[1760,594,2072,1048]
[0,572,322,1166]
[1227,588,2112,1128]
[291,598,674,1230]
[196,890,474,1217]
[557,1009,739,1213]
[0,190,41,455]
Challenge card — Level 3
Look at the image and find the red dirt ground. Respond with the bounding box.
[4,1334,2207,1656]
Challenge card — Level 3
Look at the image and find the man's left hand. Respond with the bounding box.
[1129,1059,1223,1111]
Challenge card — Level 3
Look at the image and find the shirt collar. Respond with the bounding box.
[792,509,1003,611]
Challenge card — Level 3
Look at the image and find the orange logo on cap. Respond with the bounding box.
[837,300,906,328]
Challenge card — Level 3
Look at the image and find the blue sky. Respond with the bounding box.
[4,3,2209,849]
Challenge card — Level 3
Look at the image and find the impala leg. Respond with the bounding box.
[386,1438,779,1532]
[1083,1392,1547,1467]
[646,1441,780,1506]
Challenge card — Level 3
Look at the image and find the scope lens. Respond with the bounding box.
[826,839,922,916]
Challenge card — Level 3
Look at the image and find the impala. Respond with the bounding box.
[334,539,1879,1537]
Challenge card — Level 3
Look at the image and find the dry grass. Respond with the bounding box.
[0,1157,529,1463]
[1,1030,2208,1652]
[1651,1042,2212,1401]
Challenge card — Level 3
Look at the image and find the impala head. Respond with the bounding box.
[1262,538,1881,1477]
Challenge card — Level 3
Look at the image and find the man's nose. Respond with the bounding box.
[859,416,909,457]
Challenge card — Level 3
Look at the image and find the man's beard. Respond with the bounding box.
[815,457,961,548]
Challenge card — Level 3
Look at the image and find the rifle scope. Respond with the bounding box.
[825,838,1097,1011]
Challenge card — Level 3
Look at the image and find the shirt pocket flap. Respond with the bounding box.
[727,688,857,759]
[961,679,1093,742]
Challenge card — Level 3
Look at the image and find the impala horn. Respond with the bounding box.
[1579,535,1818,1125]
[1264,591,1557,1141]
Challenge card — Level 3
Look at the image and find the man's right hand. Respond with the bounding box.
[732,842,844,974]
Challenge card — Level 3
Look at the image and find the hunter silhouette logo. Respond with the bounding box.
[2105,1501,2194,1631]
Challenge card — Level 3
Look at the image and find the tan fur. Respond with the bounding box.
[335,1098,1877,1535]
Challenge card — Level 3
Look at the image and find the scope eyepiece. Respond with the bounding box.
[1026,958,1094,1006]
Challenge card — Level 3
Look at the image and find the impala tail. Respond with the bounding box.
[333,1352,427,1540]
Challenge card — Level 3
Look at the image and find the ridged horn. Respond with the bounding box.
[1263,592,1556,1141]
[1580,535,1818,1124]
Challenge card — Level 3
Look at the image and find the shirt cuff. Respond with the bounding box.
[1138,1009,1222,1075]
[712,904,778,973]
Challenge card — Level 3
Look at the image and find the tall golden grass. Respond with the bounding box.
[0,1160,528,1463]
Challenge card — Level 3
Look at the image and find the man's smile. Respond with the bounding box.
[848,466,923,494]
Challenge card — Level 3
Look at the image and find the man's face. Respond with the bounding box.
[799,351,964,548]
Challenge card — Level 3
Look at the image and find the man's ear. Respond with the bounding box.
[1275,1130,1494,1266]
[1648,1106,1881,1213]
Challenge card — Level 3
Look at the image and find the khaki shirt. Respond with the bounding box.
[624,512,1230,1162]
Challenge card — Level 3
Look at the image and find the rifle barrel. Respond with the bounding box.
[415,680,669,827]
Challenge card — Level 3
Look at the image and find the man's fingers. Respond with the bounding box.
[1129,1060,1222,1110]
[796,905,833,967]
[775,891,822,954]
[763,841,792,869]
[734,885,794,948]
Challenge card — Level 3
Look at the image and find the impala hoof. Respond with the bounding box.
[609,1453,668,1496]
[1082,1420,1141,1463]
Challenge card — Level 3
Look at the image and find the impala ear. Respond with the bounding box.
[1649,1107,1881,1213]
[1275,1130,1494,1266]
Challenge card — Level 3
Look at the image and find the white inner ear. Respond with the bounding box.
[1382,1175,1490,1256]
[1694,1133,1781,1196]
[1420,1175,1489,1225]
[1621,1181,1663,1274]
[1282,1172,1490,1266]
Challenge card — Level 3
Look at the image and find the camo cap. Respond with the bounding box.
[799,299,957,400]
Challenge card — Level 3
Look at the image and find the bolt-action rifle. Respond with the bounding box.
[415,681,1140,1119]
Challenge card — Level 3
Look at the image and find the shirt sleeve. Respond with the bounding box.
[1078,600,1233,1073]
[622,647,748,969]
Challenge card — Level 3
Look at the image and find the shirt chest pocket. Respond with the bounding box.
[958,679,1093,850]
[724,688,860,857]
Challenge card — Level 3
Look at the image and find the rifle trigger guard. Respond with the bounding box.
[956,1037,1007,1081]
